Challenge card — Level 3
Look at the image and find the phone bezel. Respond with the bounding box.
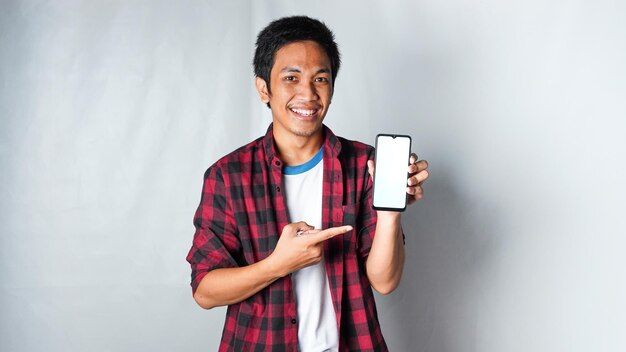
[372,133,412,212]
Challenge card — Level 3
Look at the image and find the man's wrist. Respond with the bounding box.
[376,210,401,224]
[375,211,403,240]
[259,254,286,281]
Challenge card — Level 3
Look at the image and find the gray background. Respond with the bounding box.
[1,1,625,351]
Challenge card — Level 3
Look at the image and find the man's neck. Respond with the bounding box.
[273,128,324,166]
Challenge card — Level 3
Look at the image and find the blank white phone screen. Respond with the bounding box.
[373,135,411,210]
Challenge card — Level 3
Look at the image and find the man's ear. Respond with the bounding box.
[255,77,270,104]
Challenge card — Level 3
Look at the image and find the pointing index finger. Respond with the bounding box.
[308,225,353,244]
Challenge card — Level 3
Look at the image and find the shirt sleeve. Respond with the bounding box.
[356,147,378,259]
[186,165,241,295]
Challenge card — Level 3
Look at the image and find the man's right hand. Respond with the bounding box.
[193,221,352,309]
[267,222,353,277]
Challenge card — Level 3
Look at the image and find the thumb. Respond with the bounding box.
[285,221,314,235]
[367,160,375,180]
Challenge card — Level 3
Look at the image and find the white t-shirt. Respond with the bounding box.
[283,147,339,352]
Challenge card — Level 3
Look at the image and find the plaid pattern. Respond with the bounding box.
[187,124,388,351]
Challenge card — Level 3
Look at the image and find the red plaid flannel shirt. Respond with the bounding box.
[187,124,389,351]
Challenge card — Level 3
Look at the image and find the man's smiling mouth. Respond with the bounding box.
[289,107,320,117]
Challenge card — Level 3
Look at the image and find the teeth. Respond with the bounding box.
[291,108,316,116]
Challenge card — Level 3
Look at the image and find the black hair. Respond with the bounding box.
[253,16,341,97]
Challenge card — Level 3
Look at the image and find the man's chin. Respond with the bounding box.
[273,117,324,139]
[290,127,308,136]
[291,124,323,138]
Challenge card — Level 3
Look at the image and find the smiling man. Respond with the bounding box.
[187,16,429,351]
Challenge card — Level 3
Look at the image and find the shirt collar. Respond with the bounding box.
[262,123,342,167]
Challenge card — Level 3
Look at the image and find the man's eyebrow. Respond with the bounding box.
[279,67,331,74]
[280,67,301,73]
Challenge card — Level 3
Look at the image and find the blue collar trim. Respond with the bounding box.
[283,147,323,175]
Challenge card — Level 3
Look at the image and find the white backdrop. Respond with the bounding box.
[1,1,625,351]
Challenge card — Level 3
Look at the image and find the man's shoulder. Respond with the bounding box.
[205,135,266,176]
[336,135,375,158]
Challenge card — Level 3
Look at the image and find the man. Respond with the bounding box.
[187,16,429,351]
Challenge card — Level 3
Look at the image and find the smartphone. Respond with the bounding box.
[372,134,412,211]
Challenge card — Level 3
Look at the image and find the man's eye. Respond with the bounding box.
[284,76,297,81]
[315,77,329,83]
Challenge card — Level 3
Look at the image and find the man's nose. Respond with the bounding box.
[298,81,318,100]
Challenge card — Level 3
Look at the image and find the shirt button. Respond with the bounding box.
[275,160,281,166]
[276,186,281,192]
[291,318,297,324]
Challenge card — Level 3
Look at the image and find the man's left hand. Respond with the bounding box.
[367,153,430,207]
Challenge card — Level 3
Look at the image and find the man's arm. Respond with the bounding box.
[193,223,353,309]
[365,212,405,295]
[193,258,280,309]
[365,156,429,294]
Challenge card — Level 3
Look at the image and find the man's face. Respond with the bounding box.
[256,40,333,140]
